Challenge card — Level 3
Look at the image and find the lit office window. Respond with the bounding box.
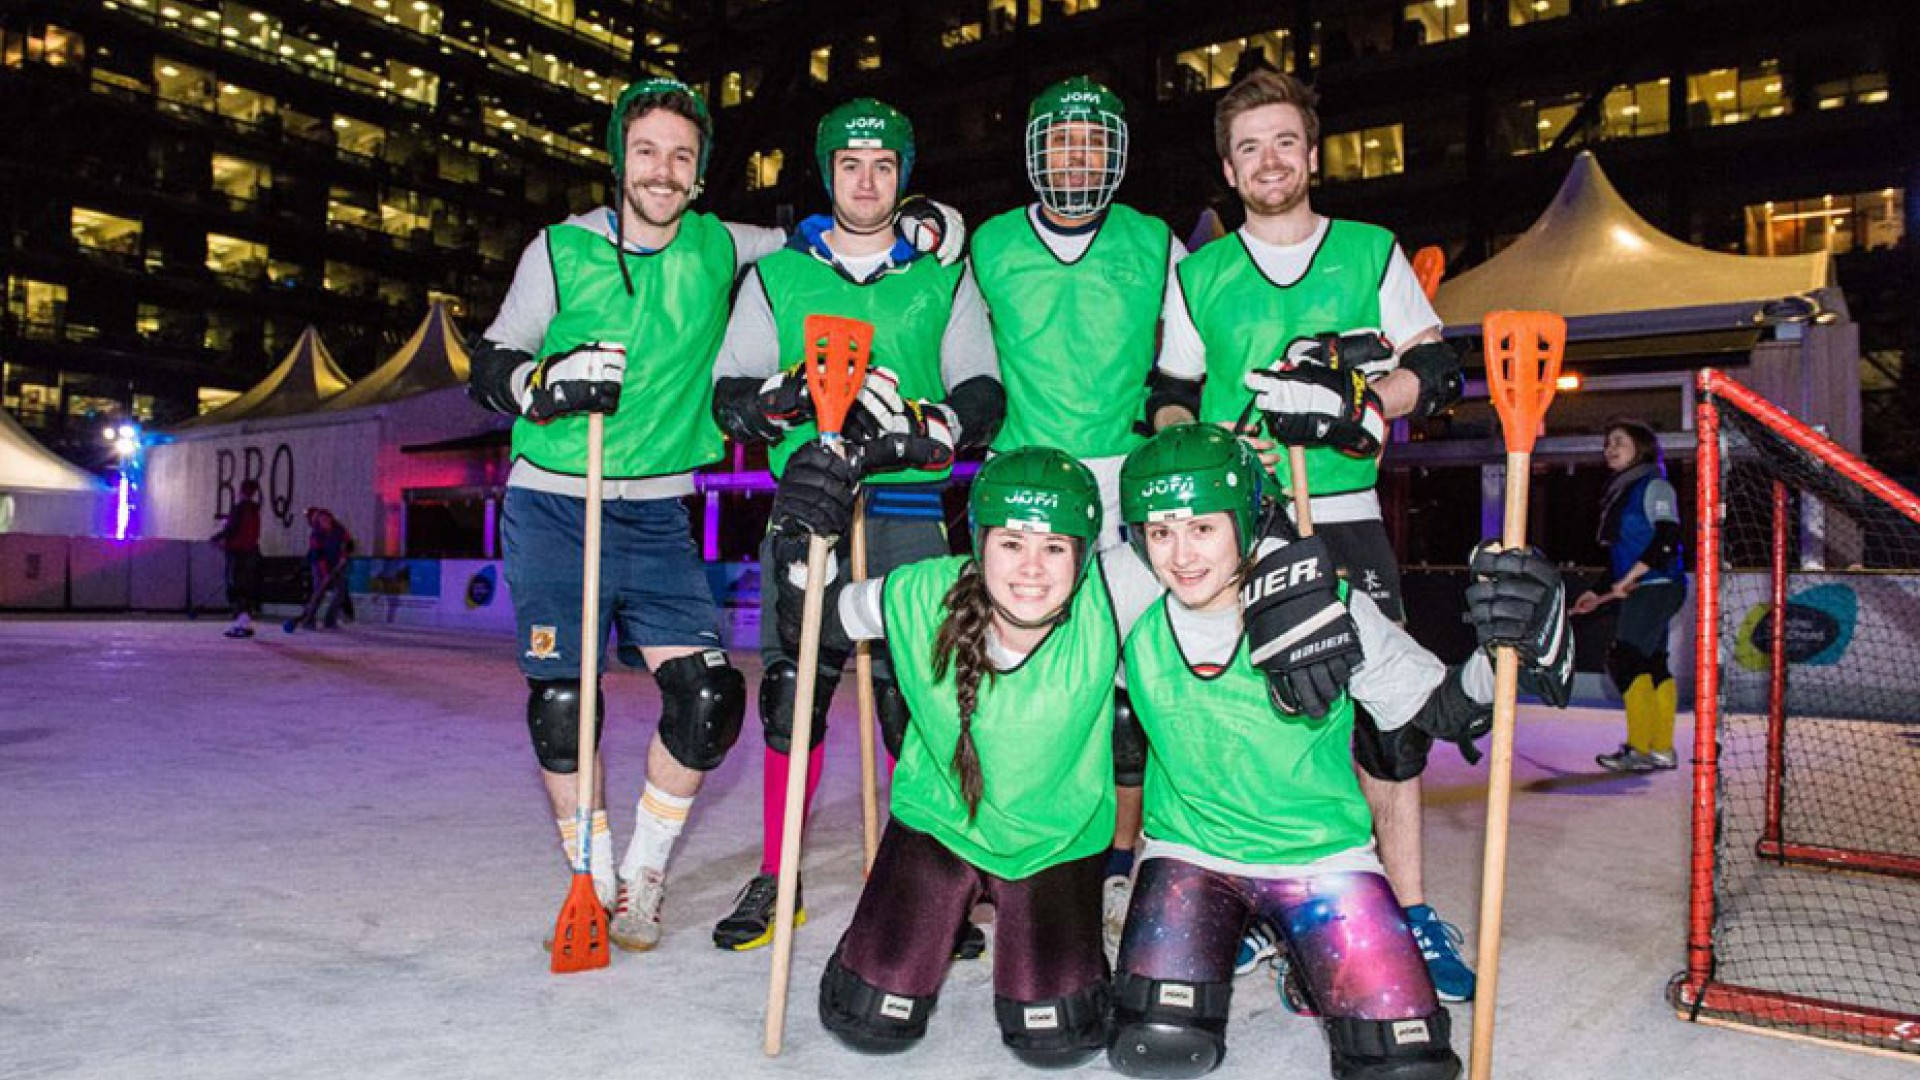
[219,2,277,51]
[940,19,982,48]
[1508,0,1570,25]
[6,279,68,334]
[380,191,433,241]
[152,57,216,110]
[986,0,1018,35]
[71,209,143,256]
[1321,124,1405,183]
[1746,189,1905,256]
[1404,0,1469,44]
[327,185,382,231]
[206,233,269,280]
[1160,29,1292,100]
[809,45,831,84]
[333,115,387,158]
[1815,72,1889,110]
[203,312,243,352]
[853,34,881,72]
[719,68,761,107]
[389,60,438,105]
[746,149,784,192]
[216,81,276,124]
[211,154,271,202]
[325,260,377,298]
[1687,61,1787,126]
[1599,78,1670,139]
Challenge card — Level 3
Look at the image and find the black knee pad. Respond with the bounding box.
[1325,1009,1459,1080]
[994,980,1110,1068]
[874,677,911,760]
[525,679,603,774]
[759,658,839,754]
[654,650,745,772]
[818,951,935,1054]
[1113,687,1147,786]
[1109,972,1231,1079]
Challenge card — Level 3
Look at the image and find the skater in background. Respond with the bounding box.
[1574,416,1687,773]
[211,478,261,639]
[288,506,352,631]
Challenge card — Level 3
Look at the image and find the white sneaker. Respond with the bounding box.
[610,868,665,952]
[1102,874,1132,963]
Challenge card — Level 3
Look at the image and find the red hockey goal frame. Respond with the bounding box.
[1671,368,1920,1054]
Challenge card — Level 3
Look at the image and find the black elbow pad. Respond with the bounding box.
[1399,341,1463,418]
[1353,710,1434,782]
[944,376,1006,451]
[1139,369,1203,435]
[469,339,532,416]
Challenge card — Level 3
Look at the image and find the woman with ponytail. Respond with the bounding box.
[767,442,1127,1067]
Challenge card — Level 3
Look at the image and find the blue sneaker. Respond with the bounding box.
[1405,904,1475,1002]
[1233,919,1278,976]
[1273,950,1319,1017]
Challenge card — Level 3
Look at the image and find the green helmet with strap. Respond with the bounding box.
[606,77,714,183]
[970,447,1103,585]
[1120,423,1266,565]
[1026,76,1128,218]
[815,97,915,196]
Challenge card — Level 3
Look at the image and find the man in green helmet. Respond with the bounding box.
[1147,68,1477,1001]
[466,79,787,954]
[968,74,1190,961]
[707,96,1005,953]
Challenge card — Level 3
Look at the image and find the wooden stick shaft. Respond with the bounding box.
[764,532,833,1056]
[573,413,604,858]
[850,497,880,874]
[1287,445,1315,537]
[1469,449,1531,1080]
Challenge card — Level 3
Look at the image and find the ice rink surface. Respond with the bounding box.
[1,619,1910,1080]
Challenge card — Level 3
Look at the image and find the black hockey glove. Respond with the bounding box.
[1243,333,1389,457]
[1464,541,1574,708]
[894,195,967,266]
[844,366,958,473]
[1241,521,1363,719]
[520,342,625,422]
[770,441,861,539]
[756,365,815,433]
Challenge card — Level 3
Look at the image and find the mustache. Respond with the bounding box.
[628,176,691,196]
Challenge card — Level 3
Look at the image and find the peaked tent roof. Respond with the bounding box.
[1434,152,1833,333]
[0,406,109,493]
[322,300,470,412]
[175,326,351,429]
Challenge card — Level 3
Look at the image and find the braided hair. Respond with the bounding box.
[931,561,995,818]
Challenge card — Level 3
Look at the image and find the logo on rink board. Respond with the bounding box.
[527,625,559,660]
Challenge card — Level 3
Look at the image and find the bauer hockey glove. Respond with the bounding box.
[1241,523,1363,719]
[1464,541,1574,708]
[519,342,625,422]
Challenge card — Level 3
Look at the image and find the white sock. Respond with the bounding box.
[621,783,694,883]
[556,811,616,907]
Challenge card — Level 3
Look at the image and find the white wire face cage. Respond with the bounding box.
[1025,110,1129,218]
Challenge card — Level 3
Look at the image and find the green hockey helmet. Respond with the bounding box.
[969,446,1103,584]
[1025,76,1128,218]
[1120,423,1266,564]
[605,77,714,183]
[815,97,915,196]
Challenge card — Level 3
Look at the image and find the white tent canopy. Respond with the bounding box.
[176,326,351,429]
[1434,152,1835,336]
[0,406,110,535]
[322,301,469,412]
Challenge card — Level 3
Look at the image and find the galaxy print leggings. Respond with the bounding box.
[836,819,1109,1003]
[1116,856,1438,1021]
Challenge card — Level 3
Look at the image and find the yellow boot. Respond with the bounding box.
[1646,678,1679,769]
[1597,676,1658,772]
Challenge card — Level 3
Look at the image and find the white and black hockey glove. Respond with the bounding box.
[844,366,958,473]
[895,195,967,266]
[1241,513,1363,719]
[519,342,625,422]
[755,364,815,434]
[1244,333,1390,457]
[1464,541,1574,708]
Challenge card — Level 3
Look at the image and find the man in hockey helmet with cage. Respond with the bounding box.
[969,74,1189,958]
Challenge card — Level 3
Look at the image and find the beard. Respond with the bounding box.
[1237,169,1310,218]
[623,175,693,229]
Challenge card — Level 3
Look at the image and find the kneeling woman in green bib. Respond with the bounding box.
[766,443,1124,1067]
[1106,425,1574,1080]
